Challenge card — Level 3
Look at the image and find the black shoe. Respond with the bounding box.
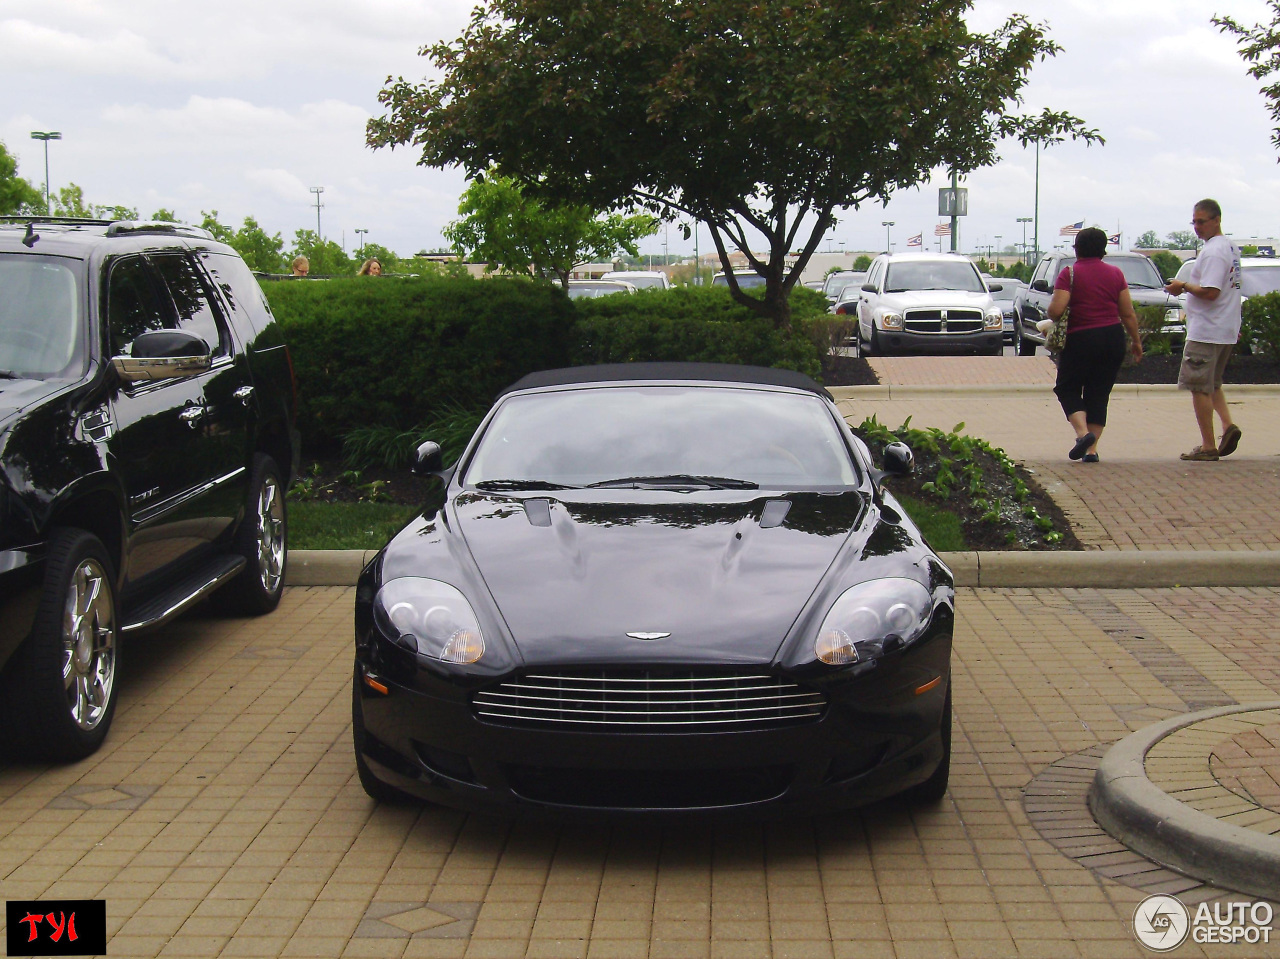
[1082,453,1099,463]
[1069,432,1096,460]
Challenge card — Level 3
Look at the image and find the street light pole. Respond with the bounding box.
[354,228,368,256]
[309,186,325,238]
[1017,217,1033,264]
[882,221,894,253]
[30,131,62,213]
[1033,141,1041,263]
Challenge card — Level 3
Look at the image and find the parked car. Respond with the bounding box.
[823,270,866,304]
[712,270,767,289]
[1241,255,1280,298]
[987,278,1026,345]
[567,279,636,299]
[353,363,955,814]
[1012,252,1176,356]
[854,252,1004,356]
[0,217,299,761]
[600,270,670,291]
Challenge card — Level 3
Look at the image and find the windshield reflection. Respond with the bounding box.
[0,257,83,377]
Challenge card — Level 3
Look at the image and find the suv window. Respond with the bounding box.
[1031,258,1053,287]
[107,256,169,355]
[884,260,984,293]
[150,253,228,356]
[0,255,83,376]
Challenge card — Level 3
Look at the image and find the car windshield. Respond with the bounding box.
[567,282,631,299]
[0,256,83,377]
[823,272,859,296]
[464,386,859,490]
[713,273,767,288]
[884,261,985,293]
[989,282,1022,302]
[1243,264,1280,297]
[605,274,665,289]
[1055,256,1165,289]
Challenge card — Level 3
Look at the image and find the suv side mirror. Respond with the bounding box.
[112,331,212,383]
[987,282,1003,292]
[1030,279,1051,293]
[861,283,877,293]
[881,442,914,478]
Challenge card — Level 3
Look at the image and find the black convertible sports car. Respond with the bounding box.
[352,363,955,814]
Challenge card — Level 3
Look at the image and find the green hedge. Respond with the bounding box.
[1242,291,1280,357]
[267,276,574,454]
[265,276,827,456]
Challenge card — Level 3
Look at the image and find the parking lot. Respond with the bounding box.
[4,583,1278,958]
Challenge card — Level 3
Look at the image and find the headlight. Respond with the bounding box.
[374,577,486,664]
[814,578,933,666]
[878,312,903,331]
[984,309,1004,329]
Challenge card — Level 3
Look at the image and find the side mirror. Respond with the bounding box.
[412,441,455,484]
[861,283,877,293]
[111,331,212,383]
[987,282,1003,292]
[881,442,914,478]
[1030,279,1051,293]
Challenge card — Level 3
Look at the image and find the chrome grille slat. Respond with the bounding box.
[472,670,826,730]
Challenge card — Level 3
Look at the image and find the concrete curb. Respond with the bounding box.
[286,548,1280,588]
[828,383,1280,401]
[1089,702,1280,902]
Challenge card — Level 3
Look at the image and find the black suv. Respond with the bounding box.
[0,218,299,761]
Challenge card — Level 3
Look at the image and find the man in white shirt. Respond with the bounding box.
[1164,199,1242,461]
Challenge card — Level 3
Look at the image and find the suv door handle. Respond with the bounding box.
[233,385,255,407]
[179,405,205,429]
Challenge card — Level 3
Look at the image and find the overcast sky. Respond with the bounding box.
[5,0,1279,261]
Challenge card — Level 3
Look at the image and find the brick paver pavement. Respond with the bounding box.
[866,356,1058,387]
[6,585,1280,958]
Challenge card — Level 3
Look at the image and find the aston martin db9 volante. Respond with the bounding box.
[352,364,954,814]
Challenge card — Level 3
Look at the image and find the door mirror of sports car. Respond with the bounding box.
[412,441,445,477]
[881,442,914,478]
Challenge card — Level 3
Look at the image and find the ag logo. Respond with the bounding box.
[1134,895,1190,951]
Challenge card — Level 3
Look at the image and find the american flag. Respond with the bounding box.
[907,233,922,247]
[934,223,951,236]
[1060,220,1084,236]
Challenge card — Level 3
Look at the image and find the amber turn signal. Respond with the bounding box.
[914,676,941,696]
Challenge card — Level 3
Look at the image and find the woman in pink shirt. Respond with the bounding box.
[1045,228,1143,462]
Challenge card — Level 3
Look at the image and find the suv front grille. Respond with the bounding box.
[472,670,826,731]
[903,308,984,334]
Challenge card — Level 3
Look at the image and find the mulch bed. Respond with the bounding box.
[1116,352,1280,385]
[821,354,880,387]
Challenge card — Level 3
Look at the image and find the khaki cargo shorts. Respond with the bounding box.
[1178,340,1234,394]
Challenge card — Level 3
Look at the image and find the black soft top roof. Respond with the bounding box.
[499,363,833,401]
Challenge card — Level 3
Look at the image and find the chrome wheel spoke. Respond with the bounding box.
[59,557,117,731]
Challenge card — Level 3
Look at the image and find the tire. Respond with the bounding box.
[223,453,287,615]
[1016,319,1036,356]
[862,325,877,357]
[903,684,951,805]
[0,529,120,761]
[352,665,415,804]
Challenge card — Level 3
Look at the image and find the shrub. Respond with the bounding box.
[266,275,574,454]
[570,285,824,379]
[1132,304,1173,359]
[1242,291,1280,357]
[1149,250,1182,282]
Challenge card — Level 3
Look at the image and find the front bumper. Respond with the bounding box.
[0,546,44,671]
[875,330,1003,355]
[353,629,952,817]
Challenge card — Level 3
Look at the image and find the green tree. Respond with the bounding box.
[291,229,353,276]
[230,216,287,273]
[200,210,235,244]
[1166,230,1196,249]
[853,254,874,271]
[1149,250,1182,281]
[0,141,41,214]
[1216,3,1280,155]
[150,208,178,222]
[357,241,399,273]
[1136,230,1163,249]
[442,172,658,289]
[95,203,139,221]
[50,184,94,218]
[369,0,1099,329]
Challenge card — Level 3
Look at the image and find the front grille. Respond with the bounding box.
[472,670,826,731]
[903,308,984,334]
[505,763,792,808]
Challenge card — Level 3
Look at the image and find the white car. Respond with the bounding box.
[567,279,637,299]
[600,270,670,290]
[855,252,1004,356]
[711,269,767,289]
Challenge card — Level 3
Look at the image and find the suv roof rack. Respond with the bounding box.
[0,215,214,240]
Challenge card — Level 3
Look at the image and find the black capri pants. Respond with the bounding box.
[1053,323,1127,426]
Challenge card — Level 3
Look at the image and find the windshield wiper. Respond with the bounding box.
[588,474,758,490]
[473,479,580,491]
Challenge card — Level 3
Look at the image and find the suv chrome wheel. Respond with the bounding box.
[62,557,117,731]
[255,473,286,594]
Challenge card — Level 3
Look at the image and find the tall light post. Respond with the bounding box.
[994,235,1002,269]
[30,131,62,213]
[354,228,368,256]
[309,186,325,238]
[882,221,894,253]
[1017,217,1033,263]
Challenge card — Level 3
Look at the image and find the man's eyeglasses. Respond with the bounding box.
[1191,216,1219,225]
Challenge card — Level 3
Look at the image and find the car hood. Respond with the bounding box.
[0,377,65,433]
[442,489,870,665]
[874,290,995,310]
[1129,287,1177,308]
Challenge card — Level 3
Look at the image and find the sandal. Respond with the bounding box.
[1218,424,1242,457]
[1180,446,1220,462]
[1069,432,1096,461]
[1082,453,1099,463]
